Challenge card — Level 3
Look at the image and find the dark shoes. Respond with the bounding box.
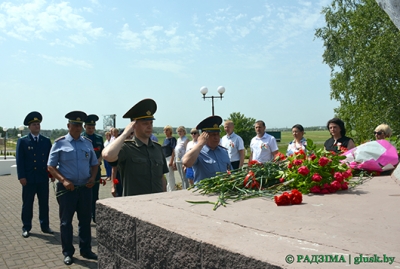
[80,251,98,260]
[64,255,73,265]
[41,228,54,234]
[63,251,96,265]
[22,230,30,238]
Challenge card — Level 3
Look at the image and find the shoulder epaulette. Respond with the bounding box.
[218,145,228,150]
[55,136,66,142]
[152,141,161,146]
[21,135,28,139]
[83,136,92,143]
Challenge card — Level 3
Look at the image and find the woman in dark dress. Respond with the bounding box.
[324,118,355,153]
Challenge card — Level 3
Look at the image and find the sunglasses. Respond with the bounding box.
[374,131,383,135]
[191,132,198,135]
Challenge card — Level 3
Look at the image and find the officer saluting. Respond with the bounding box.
[16,111,53,238]
[102,99,169,196]
[182,116,232,184]
[82,114,104,223]
[47,111,99,266]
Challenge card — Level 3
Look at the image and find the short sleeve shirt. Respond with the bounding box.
[250,133,278,163]
[48,133,98,185]
[174,136,188,161]
[286,137,307,156]
[113,137,169,196]
[220,132,245,162]
[162,137,177,158]
[193,145,232,184]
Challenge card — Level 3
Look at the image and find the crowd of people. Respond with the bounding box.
[15,102,393,266]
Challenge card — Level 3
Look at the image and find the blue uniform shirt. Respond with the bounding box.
[47,133,98,185]
[193,145,232,184]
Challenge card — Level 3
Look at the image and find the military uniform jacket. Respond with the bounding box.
[16,134,52,184]
[82,132,104,160]
[111,137,169,196]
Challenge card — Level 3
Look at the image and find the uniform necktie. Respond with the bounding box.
[34,137,38,143]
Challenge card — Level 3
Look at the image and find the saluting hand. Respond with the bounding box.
[197,132,208,146]
[124,121,136,139]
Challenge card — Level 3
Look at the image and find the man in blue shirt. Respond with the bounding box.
[182,116,231,184]
[16,111,53,238]
[48,111,98,266]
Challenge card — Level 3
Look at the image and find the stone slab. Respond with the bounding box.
[377,0,400,30]
[97,176,400,268]
[0,159,16,175]
[391,164,400,183]
[10,165,17,177]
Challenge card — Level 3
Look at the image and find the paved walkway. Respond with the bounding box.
[0,174,114,269]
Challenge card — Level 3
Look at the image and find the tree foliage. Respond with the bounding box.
[220,112,256,147]
[315,0,400,143]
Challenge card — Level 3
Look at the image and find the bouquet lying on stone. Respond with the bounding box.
[280,139,354,195]
[187,139,369,210]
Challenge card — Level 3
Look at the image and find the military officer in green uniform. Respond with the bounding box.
[82,114,104,223]
[102,99,169,196]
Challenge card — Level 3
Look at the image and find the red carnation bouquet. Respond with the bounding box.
[274,189,302,206]
[187,139,368,210]
[282,139,355,195]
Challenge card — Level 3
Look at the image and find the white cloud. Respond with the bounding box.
[142,25,163,44]
[237,27,250,38]
[235,13,246,20]
[168,35,182,47]
[117,23,141,50]
[49,38,74,47]
[69,34,88,44]
[40,54,92,69]
[251,15,264,23]
[0,0,104,43]
[164,26,176,36]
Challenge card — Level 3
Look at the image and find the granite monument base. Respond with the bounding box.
[97,175,399,268]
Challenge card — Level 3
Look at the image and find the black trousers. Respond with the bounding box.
[231,161,240,170]
[57,182,92,257]
[91,166,101,222]
[21,181,50,232]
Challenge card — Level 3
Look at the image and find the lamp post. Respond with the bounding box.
[200,86,226,116]
[18,125,24,138]
[3,128,8,160]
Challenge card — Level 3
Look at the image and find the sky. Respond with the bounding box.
[0,0,338,131]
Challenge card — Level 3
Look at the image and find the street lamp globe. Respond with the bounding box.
[200,86,208,96]
[217,86,225,96]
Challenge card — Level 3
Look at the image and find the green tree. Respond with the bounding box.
[315,0,400,143]
[220,112,256,147]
